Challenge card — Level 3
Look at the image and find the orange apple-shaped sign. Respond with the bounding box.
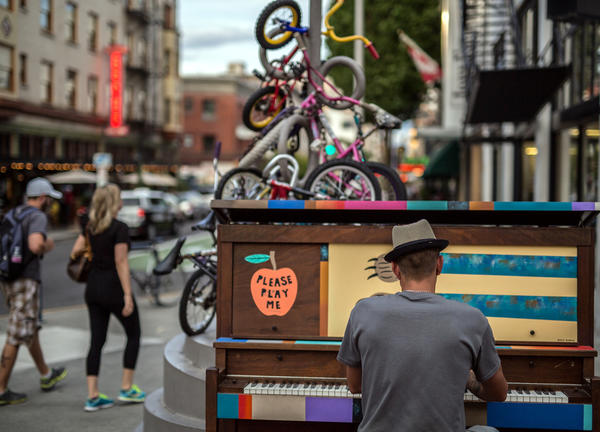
[246,251,298,316]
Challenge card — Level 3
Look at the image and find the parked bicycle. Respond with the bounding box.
[154,212,218,336]
[129,240,186,306]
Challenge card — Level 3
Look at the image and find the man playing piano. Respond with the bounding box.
[338,219,508,431]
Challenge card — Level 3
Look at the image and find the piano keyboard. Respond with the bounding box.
[243,382,361,398]
[243,381,568,404]
[465,389,569,404]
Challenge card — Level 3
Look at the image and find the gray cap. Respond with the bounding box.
[26,177,63,199]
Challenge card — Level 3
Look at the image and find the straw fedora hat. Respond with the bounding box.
[383,219,449,262]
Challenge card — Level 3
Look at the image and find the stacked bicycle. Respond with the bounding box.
[217,0,406,202]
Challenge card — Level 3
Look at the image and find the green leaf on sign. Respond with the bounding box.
[245,254,270,264]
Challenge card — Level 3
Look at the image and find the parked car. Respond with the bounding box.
[163,192,186,223]
[177,190,212,219]
[117,188,177,240]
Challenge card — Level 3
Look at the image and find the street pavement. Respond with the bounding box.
[0,223,213,431]
[0,291,185,432]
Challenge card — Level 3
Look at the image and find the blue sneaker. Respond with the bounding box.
[118,384,145,403]
[84,393,114,412]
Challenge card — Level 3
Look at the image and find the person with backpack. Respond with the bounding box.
[0,177,68,405]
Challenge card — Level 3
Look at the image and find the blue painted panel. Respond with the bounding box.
[448,201,469,210]
[583,404,592,431]
[217,393,239,419]
[441,253,577,278]
[487,402,584,430]
[216,337,248,343]
[268,200,305,209]
[494,201,572,211]
[439,294,577,322]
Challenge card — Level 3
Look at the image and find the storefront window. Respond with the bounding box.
[521,141,536,201]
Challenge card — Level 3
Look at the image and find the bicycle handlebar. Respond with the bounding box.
[323,0,379,59]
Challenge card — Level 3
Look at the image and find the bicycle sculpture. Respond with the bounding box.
[223,0,406,202]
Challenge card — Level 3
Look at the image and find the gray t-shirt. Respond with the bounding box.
[338,291,500,432]
[19,205,47,282]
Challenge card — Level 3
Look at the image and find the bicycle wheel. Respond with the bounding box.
[215,167,267,200]
[242,86,286,132]
[366,162,407,201]
[148,268,186,306]
[179,270,216,336]
[255,0,301,50]
[304,159,381,200]
[316,56,366,110]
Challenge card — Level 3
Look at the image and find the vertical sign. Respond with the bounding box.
[106,46,128,136]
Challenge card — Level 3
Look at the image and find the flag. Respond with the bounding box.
[398,30,442,83]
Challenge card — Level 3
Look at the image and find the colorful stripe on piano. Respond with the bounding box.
[228,201,600,211]
[217,393,361,423]
[486,402,592,430]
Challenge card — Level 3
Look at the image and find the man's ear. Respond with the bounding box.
[436,254,444,276]
[391,261,401,279]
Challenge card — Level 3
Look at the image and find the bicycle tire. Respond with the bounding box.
[215,167,266,200]
[304,159,381,200]
[255,0,301,50]
[366,162,407,201]
[316,56,366,110]
[239,118,286,167]
[275,113,315,184]
[179,270,216,336]
[259,28,302,81]
[242,86,286,132]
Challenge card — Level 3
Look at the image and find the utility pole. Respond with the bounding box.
[353,0,364,71]
[309,0,322,87]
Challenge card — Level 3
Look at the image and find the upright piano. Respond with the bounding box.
[206,200,600,431]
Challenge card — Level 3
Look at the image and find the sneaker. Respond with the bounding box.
[84,393,114,412]
[40,367,67,391]
[118,384,145,403]
[0,389,27,406]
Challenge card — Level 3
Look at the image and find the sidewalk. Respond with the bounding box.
[48,225,80,241]
[0,292,183,431]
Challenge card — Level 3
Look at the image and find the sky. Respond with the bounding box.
[178,0,328,76]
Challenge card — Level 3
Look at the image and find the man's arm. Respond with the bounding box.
[467,367,508,402]
[28,233,54,255]
[345,365,362,394]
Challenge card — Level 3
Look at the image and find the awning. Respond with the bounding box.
[466,66,571,124]
[47,169,97,184]
[423,140,459,179]
[122,172,177,187]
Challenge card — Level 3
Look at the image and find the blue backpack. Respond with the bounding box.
[0,206,36,281]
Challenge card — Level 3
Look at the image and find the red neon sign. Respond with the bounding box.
[109,49,123,128]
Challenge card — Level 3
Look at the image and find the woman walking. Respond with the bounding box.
[71,184,145,411]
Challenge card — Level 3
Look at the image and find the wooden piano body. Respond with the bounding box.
[207,200,600,431]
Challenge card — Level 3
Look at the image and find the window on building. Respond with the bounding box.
[65,2,77,43]
[87,12,98,52]
[202,99,216,120]
[40,61,52,103]
[137,38,146,64]
[19,53,26,86]
[0,45,13,91]
[137,90,146,119]
[0,133,10,159]
[184,97,193,113]
[87,75,97,113]
[124,86,132,119]
[40,0,52,32]
[164,48,170,76]
[0,0,11,10]
[19,135,56,160]
[164,98,171,124]
[183,134,193,148]
[65,69,77,108]
[203,135,215,153]
[108,21,117,45]
[164,4,173,29]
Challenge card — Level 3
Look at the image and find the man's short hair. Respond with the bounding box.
[394,248,441,281]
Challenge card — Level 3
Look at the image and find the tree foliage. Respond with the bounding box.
[324,0,441,118]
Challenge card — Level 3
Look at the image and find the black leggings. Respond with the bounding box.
[86,298,141,376]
